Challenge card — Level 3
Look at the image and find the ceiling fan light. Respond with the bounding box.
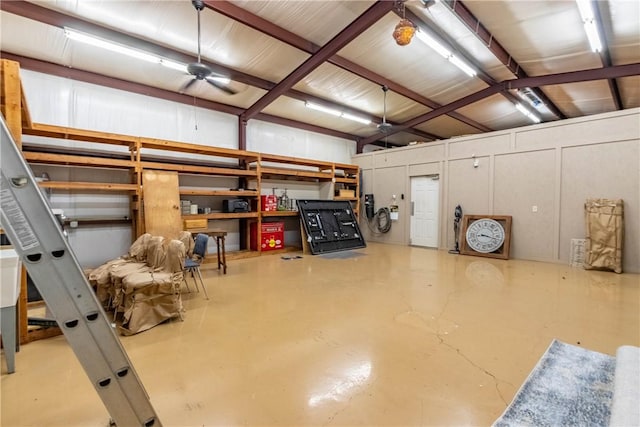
[393,19,416,46]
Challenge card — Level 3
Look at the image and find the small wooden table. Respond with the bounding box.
[190,228,227,274]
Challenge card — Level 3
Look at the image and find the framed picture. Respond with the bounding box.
[459,215,512,260]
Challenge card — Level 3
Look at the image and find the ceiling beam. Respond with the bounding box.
[1,0,409,137]
[3,53,363,146]
[0,1,275,90]
[240,1,395,121]
[357,62,640,150]
[282,89,441,140]
[593,0,623,110]
[504,62,640,89]
[204,0,491,133]
[2,53,244,116]
[254,113,359,141]
[440,0,566,119]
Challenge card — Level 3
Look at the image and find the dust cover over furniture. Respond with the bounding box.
[297,200,365,255]
[584,198,624,273]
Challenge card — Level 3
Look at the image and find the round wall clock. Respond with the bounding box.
[465,218,505,253]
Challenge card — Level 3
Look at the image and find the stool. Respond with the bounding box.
[213,233,227,274]
[192,229,227,274]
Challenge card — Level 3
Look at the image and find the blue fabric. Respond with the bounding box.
[193,233,209,258]
[184,259,199,268]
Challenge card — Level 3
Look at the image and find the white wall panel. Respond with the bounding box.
[21,70,238,150]
[560,141,639,273]
[247,120,355,163]
[355,108,640,272]
[514,110,640,151]
[494,150,556,261]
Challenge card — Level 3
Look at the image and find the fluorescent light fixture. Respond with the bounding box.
[64,28,160,63]
[305,102,372,125]
[575,0,602,52]
[515,103,541,124]
[341,113,372,125]
[305,102,342,117]
[448,55,477,77]
[414,30,450,58]
[414,29,477,77]
[160,58,188,73]
[210,76,231,85]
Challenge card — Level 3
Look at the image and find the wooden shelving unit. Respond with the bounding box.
[1,58,360,345]
[19,125,363,254]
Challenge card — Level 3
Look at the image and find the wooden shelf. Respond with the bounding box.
[334,177,357,184]
[260,166,333,180]
[23,152,135,169]
[182,212,259,220]
[63,217,131,226]
[179,189,258,197]
[23,123,137,147]
[258,153,334,170]
[38,181,138,191]
[333,196,358,201]
[142,161,257,177]
[139,136,259,162]
[261,211,299,217]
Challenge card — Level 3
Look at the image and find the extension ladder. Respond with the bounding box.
[0,117,162,426]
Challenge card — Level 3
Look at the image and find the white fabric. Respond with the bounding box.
[0,249,21,308]
[609,345,640,426]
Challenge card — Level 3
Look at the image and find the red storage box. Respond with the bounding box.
[261,195,278,211]
[251,222,284,251]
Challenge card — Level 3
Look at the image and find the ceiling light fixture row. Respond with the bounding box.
[515,103,541,124]
[414,30,477,77]
[304,102,372,125]
[63,27,231,84]
[391,1,476,77]
[575,0,603,52]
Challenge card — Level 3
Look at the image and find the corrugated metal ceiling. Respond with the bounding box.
[1,0,638,152]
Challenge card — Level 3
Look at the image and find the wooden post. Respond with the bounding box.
[0,59,22,148]
[1,59,30,344]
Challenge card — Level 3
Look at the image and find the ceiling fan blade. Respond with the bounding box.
[180,78,198,92]
[205,77,238,95]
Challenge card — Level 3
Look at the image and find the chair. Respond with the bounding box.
[88,234,187,335]
[183,233,210,300]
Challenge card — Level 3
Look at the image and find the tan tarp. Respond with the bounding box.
[584,198,624,274]
[88,233,189,334]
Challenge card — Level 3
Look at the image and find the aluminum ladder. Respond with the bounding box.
[0,117,162,427]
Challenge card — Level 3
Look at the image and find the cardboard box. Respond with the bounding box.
[261,195,278,211]
[183,218,208,230]
[338,189,355,198]
[250,222,284,251]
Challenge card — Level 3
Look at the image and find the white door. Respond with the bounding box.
[410,176,439,247]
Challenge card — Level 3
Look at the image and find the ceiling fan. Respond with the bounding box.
[181,0,237,95]
[377,85,393,134]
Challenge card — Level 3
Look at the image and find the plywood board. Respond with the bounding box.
[143,170,182,239]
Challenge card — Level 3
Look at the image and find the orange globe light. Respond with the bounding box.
[393,19,415,46]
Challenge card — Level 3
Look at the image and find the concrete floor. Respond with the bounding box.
[1,243,639,426]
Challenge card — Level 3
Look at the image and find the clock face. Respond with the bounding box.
[465,218,505,253]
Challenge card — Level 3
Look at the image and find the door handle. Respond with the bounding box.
[411,201,414,216]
